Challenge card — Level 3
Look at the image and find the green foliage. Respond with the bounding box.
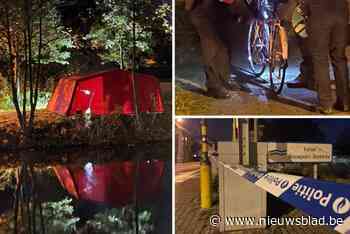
[0,0,75,130]
[3,198,154,234]
[0,168,15,191]
[35,92,52,109]
[31,3,75,65]
[85,0,171,68]
[40,198,80,234]
[5,198,79,233]
[43,34,75,65]
[86,206,154,234]
[153,4,172,35]
[0,91,51,110]
[0,95,13,110]
[0,1,75,66]
[85,1,151,68]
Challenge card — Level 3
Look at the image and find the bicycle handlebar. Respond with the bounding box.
[244,0,288,19]
[244,0,288,9]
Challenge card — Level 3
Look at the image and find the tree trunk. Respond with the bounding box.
[131,0,141,128]
[26,0,34,140]
[4,4,25,131]
[120,39,123,69]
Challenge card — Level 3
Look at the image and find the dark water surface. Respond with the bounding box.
[0,148,172,234]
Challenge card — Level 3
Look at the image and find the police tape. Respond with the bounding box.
[228,165,350,234]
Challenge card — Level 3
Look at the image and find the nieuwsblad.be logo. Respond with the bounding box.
[291,183,350,215]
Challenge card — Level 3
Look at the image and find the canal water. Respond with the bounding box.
[0,149,171,234]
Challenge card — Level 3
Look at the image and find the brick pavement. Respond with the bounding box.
[176,176,220,234]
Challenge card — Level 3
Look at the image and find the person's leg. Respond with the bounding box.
[307,4,333,111]
[299,37,315,89]
[189,2,224,68]
[288,36,315,89]
[189,2,228,98]
[189,0,240,98]
[285,1,315,89]
[330,2,349,110]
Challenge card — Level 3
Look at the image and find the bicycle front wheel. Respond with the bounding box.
[268,24,288,94]
[248,19,268,77]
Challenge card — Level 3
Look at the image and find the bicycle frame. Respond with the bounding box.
[246,0,289,93]
[247,0,288,62]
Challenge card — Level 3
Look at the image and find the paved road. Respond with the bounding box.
[176,162,200,183]
[176,162,200,174]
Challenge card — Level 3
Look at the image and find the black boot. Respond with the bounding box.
[204,71,231,99]
[333,99,350,112]
[226,75,242,91]
[206,86,230,99]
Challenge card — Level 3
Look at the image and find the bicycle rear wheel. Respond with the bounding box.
[248,19,268,77]
[268,24,288,94]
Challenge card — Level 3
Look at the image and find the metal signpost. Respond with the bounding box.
[232,119,238,143]
[200,119,212,209]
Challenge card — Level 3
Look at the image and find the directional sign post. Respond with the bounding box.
[266,142,332,181]
[267,143,332,163]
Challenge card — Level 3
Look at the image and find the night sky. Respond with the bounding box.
[178,118,350,144]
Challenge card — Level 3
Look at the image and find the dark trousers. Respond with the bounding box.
[297,36,314,89]
[307,0,349,108]
[188,0,231,89]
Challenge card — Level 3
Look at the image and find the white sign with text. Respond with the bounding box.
[267,143,332,163]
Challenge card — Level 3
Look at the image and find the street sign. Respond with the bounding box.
[229,166,350,234]
[267,143,332,163]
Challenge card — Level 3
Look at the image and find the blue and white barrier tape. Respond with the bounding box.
[228,166,350,234]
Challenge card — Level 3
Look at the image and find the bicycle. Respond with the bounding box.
[245,0,289,94]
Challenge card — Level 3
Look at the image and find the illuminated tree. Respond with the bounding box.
[0,0,74,141]
[85,0,172,69]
